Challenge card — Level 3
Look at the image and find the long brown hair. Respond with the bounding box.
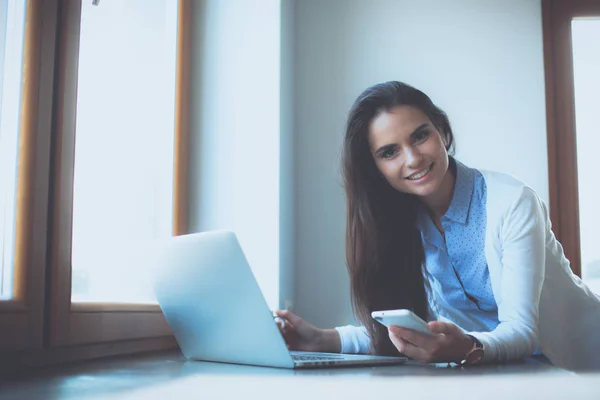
[342,81,455,355]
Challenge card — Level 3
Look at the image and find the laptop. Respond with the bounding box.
[152,230,407,369]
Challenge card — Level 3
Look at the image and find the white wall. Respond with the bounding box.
[293,0,548,328]
[188,0,285,310]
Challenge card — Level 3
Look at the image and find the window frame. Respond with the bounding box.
[542,0,600,277]
[0,0,57,353]
[1,0,192,365]
[48,0,191,347]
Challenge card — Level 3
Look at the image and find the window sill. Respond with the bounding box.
[1,349,184,399]
[0,336,177,373]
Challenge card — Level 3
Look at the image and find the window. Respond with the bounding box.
[0,0,190,363]
[572,18,600,293]
[543,0,600,290]
[70,0,177,304]
[48,0,188,347]
[0,0,26,301]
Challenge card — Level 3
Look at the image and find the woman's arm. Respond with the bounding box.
[275,310,365,353]
[469,186,546,362]
[335,325,371,354]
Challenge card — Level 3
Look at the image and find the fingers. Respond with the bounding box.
[274,318,295,350]
[275,318,285,330]
[389,322,469,363]
[388,328,406,352]
[388,330,432,363]
[427,321,460,335]
[274,314,294,332]
[389,325,438,349]
[278,320,295,335]
[275,309,303,326]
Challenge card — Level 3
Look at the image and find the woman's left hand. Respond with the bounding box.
[388,321,474,363]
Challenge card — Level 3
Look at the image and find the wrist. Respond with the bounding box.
[459,334,484,366]
[318,329,341,353]
[462,335,475,356]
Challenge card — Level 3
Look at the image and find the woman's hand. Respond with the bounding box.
[388,321,474,363]
[274,309,341,353]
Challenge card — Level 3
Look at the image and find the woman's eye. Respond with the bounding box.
[381,148,397,159]
[414,130,430,142]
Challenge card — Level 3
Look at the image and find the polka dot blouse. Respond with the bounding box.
[416,158,500,332]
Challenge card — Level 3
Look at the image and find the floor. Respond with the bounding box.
[0,350,580,400]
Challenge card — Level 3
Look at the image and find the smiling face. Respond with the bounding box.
[368,105,452,203]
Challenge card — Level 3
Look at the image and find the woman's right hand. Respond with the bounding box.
[274,309,341,353]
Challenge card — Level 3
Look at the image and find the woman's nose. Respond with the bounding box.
[404,147,422,167]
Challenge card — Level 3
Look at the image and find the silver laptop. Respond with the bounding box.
[152,230,406,369]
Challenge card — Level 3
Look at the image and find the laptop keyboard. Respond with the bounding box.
[292,354,344,361]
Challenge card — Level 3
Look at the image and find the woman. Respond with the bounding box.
[276,81,600,371]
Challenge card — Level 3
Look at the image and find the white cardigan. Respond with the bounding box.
[336,170,600,371]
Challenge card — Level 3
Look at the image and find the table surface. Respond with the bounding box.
[1,350,599,400]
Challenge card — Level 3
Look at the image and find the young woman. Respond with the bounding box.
[276,81,600,371]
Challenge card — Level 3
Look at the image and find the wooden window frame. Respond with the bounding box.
[0,0,57,353]
[1,0,191,367]
[48,0,192,347]
[542,0,600,278]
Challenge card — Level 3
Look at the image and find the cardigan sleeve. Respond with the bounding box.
[334,325,372,354]
[469,186,546,362]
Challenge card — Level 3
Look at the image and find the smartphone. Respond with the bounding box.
[371,309,434,336]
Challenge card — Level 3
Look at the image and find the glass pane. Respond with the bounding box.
[572,18,600,294]
[0,0,26,301]
[71,0,178,303]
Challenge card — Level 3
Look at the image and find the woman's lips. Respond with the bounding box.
[406,163,433,181]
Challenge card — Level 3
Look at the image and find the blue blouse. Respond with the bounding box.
[416,158,500,332]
